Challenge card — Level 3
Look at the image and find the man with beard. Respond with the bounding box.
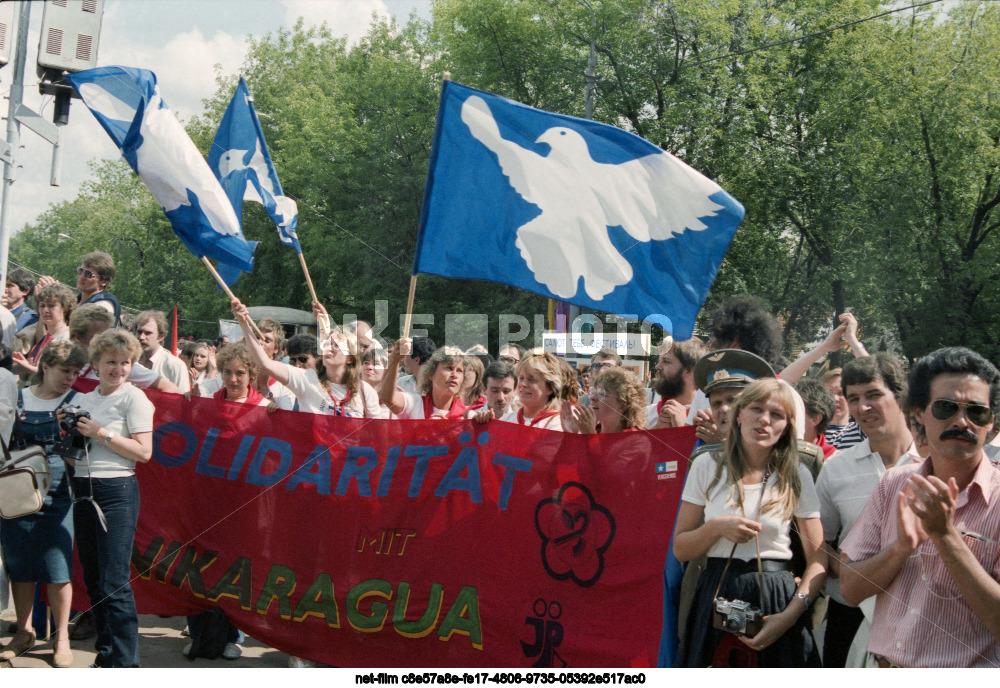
[841,347,1000,667]
[645,338,707,429]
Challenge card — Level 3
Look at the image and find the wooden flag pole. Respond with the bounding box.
[201,256,264,339]
[402,274,418,341]
[297,252,319,305]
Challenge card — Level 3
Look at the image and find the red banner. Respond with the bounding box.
[120,392,693,667]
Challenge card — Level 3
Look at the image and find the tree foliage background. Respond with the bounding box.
[12,0,1000,362]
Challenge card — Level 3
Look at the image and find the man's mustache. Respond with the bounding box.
[940,428,977,443]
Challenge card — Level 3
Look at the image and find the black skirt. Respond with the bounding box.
[677,557,820,668]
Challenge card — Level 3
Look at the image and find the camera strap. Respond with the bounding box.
[70,443,108,533]
[713,467,770,611]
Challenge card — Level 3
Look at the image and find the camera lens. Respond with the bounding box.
[725,617,741,633]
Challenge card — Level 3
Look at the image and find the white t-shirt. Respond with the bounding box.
[284,366,384,418]
[499,407,564,431]
[147,347,190,392]
[20,386,75,413]
[0,306,15,350]
[681,451,820,561]
[197,375,296,410]
[75,383,154,478]
[396,390,454,420]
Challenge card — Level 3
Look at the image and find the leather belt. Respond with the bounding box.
[873,654,903,668]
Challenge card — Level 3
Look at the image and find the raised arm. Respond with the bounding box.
[231,299,291,387]
[379,338,410,415]
[780,320,847,383]
[147,376,181,394]
[312,300,331,343]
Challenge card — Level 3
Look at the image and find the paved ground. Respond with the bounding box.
[0,610,289,668]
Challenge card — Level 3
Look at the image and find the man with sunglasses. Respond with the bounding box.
[37,251,122,327]
[841,347,1000,668]
[815,353,920,667]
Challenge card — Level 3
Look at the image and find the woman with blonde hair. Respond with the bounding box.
[499,352,564,430]
[560,367,646,433]
[381,339,468,419]
[188,340,217,388]
[461,354,486,410]
[72,329,154,667]
[673,378,824,667]
[232,300,382,417]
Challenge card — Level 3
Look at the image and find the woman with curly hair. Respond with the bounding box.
[673,378,825,667]
[560,367,646,433]
[499,352,564,431]
[381,339,468,420]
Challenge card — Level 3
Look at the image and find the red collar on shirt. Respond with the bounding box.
[422,392,466,419]
[213,386,265,405]
[517,408,559,427]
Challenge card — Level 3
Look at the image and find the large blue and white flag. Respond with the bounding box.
[414,82,745,339]
[65,67,257,281]
[208,77,300,253]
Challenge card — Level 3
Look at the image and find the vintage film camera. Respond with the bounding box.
[54,405,91,461]
[712,597,764,638]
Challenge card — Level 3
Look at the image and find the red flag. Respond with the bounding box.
[171,304,178,355]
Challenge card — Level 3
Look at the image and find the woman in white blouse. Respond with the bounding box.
[673,378,826,667]
[231,299,382,418]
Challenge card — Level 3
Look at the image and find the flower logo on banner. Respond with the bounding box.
[534,482,615,588]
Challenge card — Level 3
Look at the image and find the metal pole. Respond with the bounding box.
[0,0,31,289]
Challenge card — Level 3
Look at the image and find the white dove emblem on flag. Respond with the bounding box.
[461,95,727,300]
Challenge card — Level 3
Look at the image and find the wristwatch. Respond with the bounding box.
[795,592,811,608]
[102,430,115,446]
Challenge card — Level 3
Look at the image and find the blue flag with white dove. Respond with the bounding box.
[65,67,257,282]
[414,82,745,339]
[208,76,300,253]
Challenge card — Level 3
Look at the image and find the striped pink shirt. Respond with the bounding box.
[840,455,1000,667]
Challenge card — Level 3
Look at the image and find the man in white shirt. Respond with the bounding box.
[134,310,190,392]
[815,353,918,667]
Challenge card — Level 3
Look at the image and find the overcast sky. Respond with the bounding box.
[2,0,431,235]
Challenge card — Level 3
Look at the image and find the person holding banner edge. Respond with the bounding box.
[673,378,825,667]
[381,338,469,420]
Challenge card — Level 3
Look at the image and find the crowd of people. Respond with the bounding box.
[0,254,997,668]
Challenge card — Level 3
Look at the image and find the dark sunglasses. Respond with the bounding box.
[590,362,612,371]
[930,399,994,427]
[76,266,96,279]
[291,355,313,365]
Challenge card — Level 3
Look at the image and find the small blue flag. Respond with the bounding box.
[415,82,745,339]
[209,77,300,253]
[66,67,257,282]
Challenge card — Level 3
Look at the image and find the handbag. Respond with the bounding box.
[0,435,51,519]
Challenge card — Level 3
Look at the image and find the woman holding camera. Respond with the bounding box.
[673,378,825,667]
[70,329,153,668]
[0,341,85,667]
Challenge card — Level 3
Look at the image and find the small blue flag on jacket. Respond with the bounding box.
[65,67,257,283]
[414,82,744,339]
[209,77,300,254]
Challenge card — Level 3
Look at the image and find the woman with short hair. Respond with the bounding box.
[498,352,564,431]
[13,283,74,376]
[561,367,646,433]
[381,339,468,419]
[673,378,825,667]
[71,329,154,667]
